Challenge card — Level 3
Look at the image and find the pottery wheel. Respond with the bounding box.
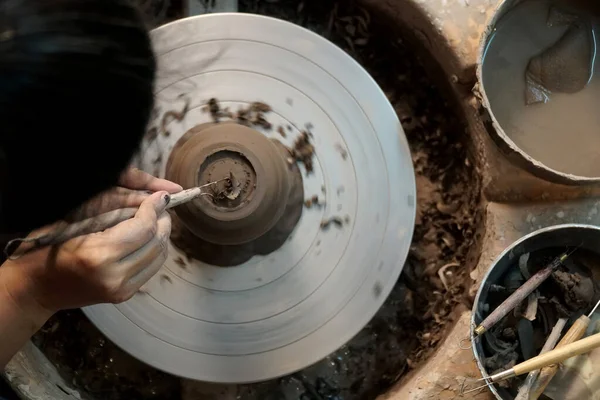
[83,14,416,383]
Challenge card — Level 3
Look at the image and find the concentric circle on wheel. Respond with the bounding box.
[83,13,416,384]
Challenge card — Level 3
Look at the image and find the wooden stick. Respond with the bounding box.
[474,251,572,336]
[511,331,600,377]
[5,185,215,258]
[528,315,591,399]
[514,317,567,400]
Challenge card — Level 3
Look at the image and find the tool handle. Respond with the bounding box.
[166,187,203,208]
[5,187,204,258]
[514,317,568,400]
[514,321,599,377]
[475,265,555,335]
[528,315,589,399]
[5,208,138,258]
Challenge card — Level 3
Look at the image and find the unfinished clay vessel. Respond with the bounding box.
[166,122,304,266]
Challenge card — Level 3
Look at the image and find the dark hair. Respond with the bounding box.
[0,0,156,233]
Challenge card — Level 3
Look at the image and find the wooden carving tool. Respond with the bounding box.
[514,317,568,400]
[5,180,223,259]
[466,329,600,395]
[474,247,579,337]
[528,298,600,399]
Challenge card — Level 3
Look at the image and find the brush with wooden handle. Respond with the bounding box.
[473,248,578,337]
[528,298,600,399]
[465,325,600,395]
[514,317,568,400]
[4,180,223,259]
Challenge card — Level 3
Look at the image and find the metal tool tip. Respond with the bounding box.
[474,325,486,336]
[459,377,491,396]
[589,297,600,317]
[461,383,490,395]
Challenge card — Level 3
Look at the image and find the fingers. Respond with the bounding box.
[120,213,171,295]
[68,187,149,221]
[40,200,172,308]
[119,168,183,194]
[17,190,174,310]
[92,191,170,263]
[67,169,181,221]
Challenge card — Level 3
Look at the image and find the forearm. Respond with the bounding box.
[0,265,53,368]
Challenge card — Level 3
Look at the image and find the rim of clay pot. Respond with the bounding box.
[475,0,600,185]
[166,123,291,245]
[470,223,600,399]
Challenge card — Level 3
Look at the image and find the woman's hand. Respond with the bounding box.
[1,168,183,316]
[0,169,182,367]
[69,168,183,220]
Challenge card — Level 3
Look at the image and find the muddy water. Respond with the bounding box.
[482,0,600,177]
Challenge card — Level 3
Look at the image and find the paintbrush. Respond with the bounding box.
[4,180,224,259]
[528,297,600,399]
[514,317,568,400]
[464,330,600,394]
[474,247,579,337]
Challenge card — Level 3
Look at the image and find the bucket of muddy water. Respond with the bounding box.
[472,224,600,399]
[477,0,600,184]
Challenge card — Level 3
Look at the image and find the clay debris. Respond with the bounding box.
[320,215,350,230]
[202,98,273,130]
[145,97,191,141]
[291,130,315,174]
[552,269,594,311]
[304,195,323,209]
[205,175,243,205]
[202,97,317,176]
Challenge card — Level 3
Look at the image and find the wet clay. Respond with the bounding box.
[483,0,600,177]
[166,122,295,244]
[552,269,595,311]
[202,152,256,207]
[170,140,304,267]
[525,22,594,104]
[166,121,304,266]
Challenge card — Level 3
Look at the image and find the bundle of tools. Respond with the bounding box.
[470,247,600,399]
[4,180,228,259]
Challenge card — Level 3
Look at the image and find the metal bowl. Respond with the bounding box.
[471,224,600,399]
[476,0,600,185]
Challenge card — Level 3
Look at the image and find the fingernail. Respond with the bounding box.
[164,194,171,205]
